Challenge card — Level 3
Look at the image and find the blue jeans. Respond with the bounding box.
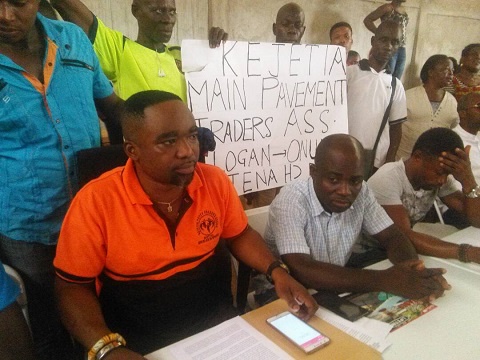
[0,234,80,360]
[388,46,406,79]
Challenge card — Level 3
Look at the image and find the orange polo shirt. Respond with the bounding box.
[54,159,248,283]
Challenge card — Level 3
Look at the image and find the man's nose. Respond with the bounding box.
[176,138,195,158]
[0,4,15,22]
[337,182,351,195]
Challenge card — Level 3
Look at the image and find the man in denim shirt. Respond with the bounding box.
[0,1,122,358]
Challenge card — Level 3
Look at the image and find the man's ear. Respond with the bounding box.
[411,149,424,163]
[299,26,306,42]
[272,23,277,37]
[309,163,316,177]
[371,35,375,47]
[124,141,138,160]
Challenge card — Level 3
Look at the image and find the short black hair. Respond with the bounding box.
[329,22,352,40]
[448,56,459,74]
[348,50,360,58]
[461,43,480,58]
[412,128,464,158]
[420,54,449,83]
[375,19,400,36]
[121,90,182,140]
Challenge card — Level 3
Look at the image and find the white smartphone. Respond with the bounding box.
[266,311,330,354]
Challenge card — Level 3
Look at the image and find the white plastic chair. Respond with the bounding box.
[243,206,270,310]
[3,264,30,330]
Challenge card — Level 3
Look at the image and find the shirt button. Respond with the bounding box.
[56,119,60,124]
[64,145,70,150]
[65,44,71,50]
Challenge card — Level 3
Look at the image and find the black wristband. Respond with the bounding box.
[458,243,472,263]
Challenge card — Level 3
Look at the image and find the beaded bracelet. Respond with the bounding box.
[87,333,126,360]
[458,243,472,263]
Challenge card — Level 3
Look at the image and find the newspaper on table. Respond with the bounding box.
[346,291,437,331]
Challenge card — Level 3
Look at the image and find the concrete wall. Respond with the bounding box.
[79,0,480,89]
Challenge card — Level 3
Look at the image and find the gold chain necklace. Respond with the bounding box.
[155,193,183,213]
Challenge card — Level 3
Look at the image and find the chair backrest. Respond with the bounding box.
[245,206,270,237]
[232,206,270,313]
[76,144,128,189]
[3,264,30,328]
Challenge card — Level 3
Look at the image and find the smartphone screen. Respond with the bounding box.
[267,311,330,353]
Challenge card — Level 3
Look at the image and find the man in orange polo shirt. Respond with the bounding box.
[54,90,318,358]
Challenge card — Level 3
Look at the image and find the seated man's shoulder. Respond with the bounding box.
[372,161,403,179]
[271,179,311,209]
[367,161,404,195]
[77,166,126,199]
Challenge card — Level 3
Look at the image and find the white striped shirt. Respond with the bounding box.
[265,177,393,266]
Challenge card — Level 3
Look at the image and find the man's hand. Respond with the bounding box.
[439,147,477,191]
[208,27,228,48]
[384,259,450,302]
[271,268,318,321]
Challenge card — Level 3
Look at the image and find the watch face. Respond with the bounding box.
[467,186,480,198]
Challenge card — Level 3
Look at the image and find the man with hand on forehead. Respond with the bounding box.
[54,90,318,358]
[51,0,228,102]
[363,128,480,264]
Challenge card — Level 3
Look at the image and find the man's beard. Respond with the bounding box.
[170,171,194,187]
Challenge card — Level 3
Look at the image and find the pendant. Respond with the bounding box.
[167,204,173,212]
[158,69,166,77]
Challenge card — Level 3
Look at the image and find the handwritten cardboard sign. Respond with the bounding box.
[182,40,348,195]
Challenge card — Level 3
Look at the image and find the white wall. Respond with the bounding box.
[80,0,480,89]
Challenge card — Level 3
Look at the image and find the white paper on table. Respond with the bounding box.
[316,307,392,353]
[147,316,293,360]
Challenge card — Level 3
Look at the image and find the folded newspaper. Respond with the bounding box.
[346,291,437,331]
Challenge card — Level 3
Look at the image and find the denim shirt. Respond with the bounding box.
[0,14,113,244]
